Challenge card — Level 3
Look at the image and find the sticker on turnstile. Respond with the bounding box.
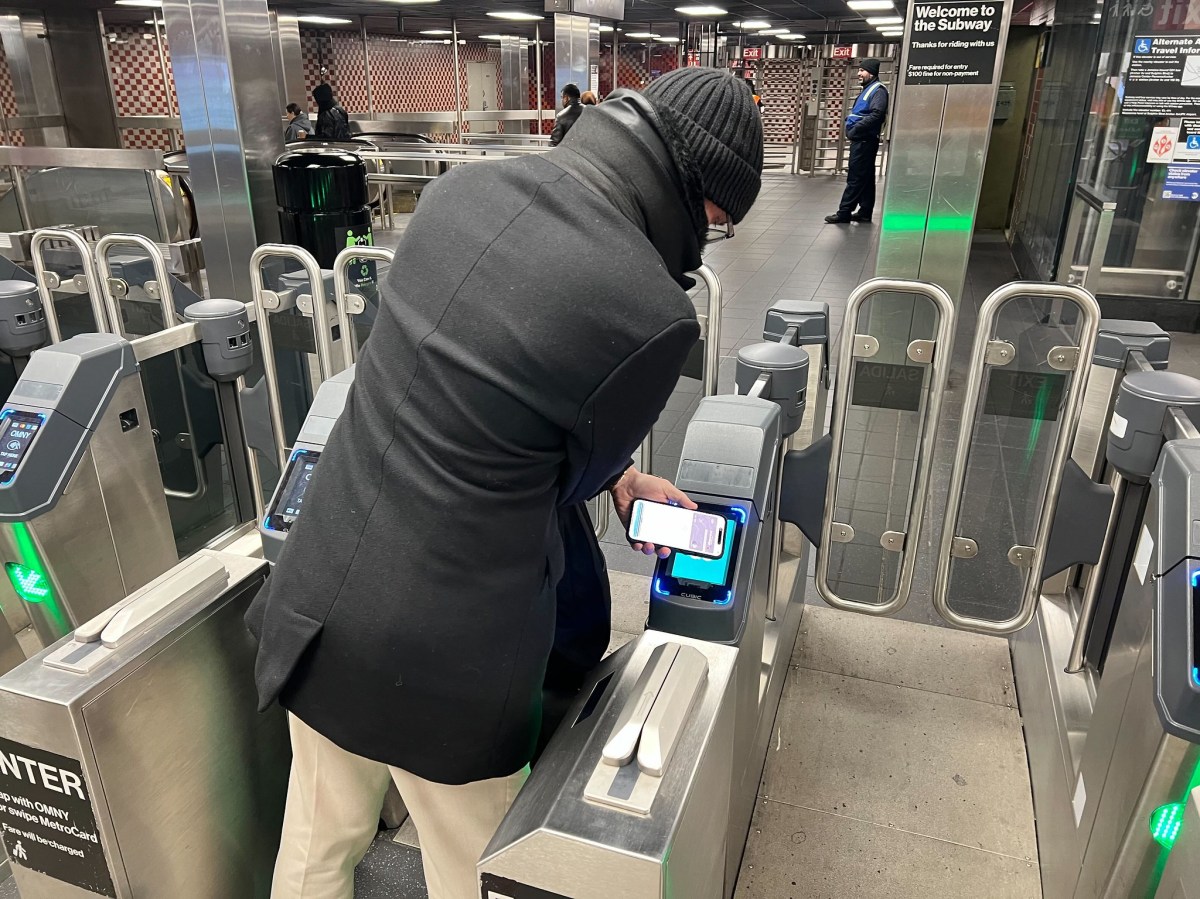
[480,873,571,899]
[0,737,115,896]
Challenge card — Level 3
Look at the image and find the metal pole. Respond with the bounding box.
[766,439,787,621]
[535,25,543,136]
[97,11,124,148]
[152,15,179,151]
[1065,470,1126,674]
[611,27,618,94]
[361,17,375,117]
[452,20,464,141]
[9,164,30,230]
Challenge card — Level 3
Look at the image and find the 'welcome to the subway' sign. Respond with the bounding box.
[904,1,1003,86]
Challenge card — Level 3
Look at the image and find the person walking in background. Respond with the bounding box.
[581,90,599,106]
[313,83,352,141]
[825,58,888,224]
[550,83,583,146]
[284,103,312,142]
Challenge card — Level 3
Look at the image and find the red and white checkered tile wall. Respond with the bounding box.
[105,24,178,150]
[299,30,503,139]
[0,39,23,146]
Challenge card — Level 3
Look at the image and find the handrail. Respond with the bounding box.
[30,228,110,343]
[247,246,295,469]
[933,281,1101,635]
[694,264,722,399]
[93,233,178,337]
[1074,183,1119,213]
[254,244,337,385]
[814,278,956,616]
[331,245,395,368]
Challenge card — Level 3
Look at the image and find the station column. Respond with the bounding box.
[876,0,1013,302]
[162,0,285,300]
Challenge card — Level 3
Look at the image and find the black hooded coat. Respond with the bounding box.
[246,91,703,785]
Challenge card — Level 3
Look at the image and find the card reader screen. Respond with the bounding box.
[671,520,734,586]
[265,449,321,532]
[0,410,43,483]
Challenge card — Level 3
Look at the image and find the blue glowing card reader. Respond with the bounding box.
[648,395,781,645]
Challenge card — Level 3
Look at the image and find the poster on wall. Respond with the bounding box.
[1162,162,1200,200]
[1147,125,1178,162]
[1123,33,1200,116]
[904,1,1003,86]
[1176,118,1200,160]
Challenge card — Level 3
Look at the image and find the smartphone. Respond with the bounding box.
[627,499,727,559]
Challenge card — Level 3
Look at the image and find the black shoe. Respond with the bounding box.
[825,214,851,224]
[850,213,872,223]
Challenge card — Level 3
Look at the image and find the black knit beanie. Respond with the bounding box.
[859,58,881,78]
[642,68,763,224]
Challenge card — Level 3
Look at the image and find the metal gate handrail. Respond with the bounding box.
[331,245,395,369]
[93,233,177,337]
[694,264,723,400]
[814,277,955,616]
[30,228,110,343]
[932,281,1101,635]
[1056,184,1118,290]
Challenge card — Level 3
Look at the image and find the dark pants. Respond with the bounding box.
[837,138,880,218]
[537,502,612,759]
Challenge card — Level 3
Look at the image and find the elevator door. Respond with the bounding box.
[467,61,498,135]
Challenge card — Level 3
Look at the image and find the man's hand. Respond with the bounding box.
[609,466,698,558]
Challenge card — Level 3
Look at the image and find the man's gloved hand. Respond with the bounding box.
[609,465,698,558]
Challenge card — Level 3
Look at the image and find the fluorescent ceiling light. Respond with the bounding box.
[487,10,544,20]
[879,28,903,32]
[866,15,904,23]
[479,34,517,40]
[1092,11,1102,17]
[737,20,770,28]
[598,24,614,31]
[297,15,354,24]
[115,0,162,6]
[659,36,681,42]
[847,0,895,9]
[759,28,789,34]
[780,32,806,39]
[420,29,452,34]
[676,5,728,14]
[625,31,660,38]
[143,18,164,25]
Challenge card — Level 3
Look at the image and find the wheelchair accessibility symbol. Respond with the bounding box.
[1135,38,1152,53]
[1188,135,1200,151]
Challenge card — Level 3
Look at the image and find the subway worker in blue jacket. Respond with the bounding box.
[826,58,889,224]
[247,67,764,899]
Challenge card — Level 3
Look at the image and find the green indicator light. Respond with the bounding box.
[1150,801,1186,850]
[5,561,50,602]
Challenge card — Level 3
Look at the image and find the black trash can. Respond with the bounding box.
[273,149,373,269]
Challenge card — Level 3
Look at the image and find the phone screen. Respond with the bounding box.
[670,520,734,586]
[629,500,725,558]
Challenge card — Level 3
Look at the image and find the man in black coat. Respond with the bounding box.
[826,58,889,224]
[251,67,764,899]
[550,82,583,146]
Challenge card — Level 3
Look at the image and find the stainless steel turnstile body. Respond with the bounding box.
[0,550,288,898]
[480,632,739,899]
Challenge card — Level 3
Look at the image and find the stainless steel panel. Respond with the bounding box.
[272,12,305,109]
[0,552,284,898]
[554,14,592,100]
[42,11,120,149]
[0,147,165,170]
[480,631,738,899]
[500,37,531,110]
[0,13,67,148]
[87,375,178,596]
[163,0,284,301]
[0,615,22,677]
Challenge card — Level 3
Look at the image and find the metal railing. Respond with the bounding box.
[814,278,955,616]
[30,228,110,342]
[932,282,1101,635]
[1057,184,1118,292]
[331,245,395,369]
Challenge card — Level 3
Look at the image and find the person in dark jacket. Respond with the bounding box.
[284,102,312,142]
[550,82,583,146]
[826,58,889,224]
[251,67,763,899]
[313,82,352,141]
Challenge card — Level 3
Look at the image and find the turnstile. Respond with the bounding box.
[0,550,287,899]
[480,302,828,898]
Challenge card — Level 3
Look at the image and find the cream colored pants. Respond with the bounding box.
[271,714,528,899]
